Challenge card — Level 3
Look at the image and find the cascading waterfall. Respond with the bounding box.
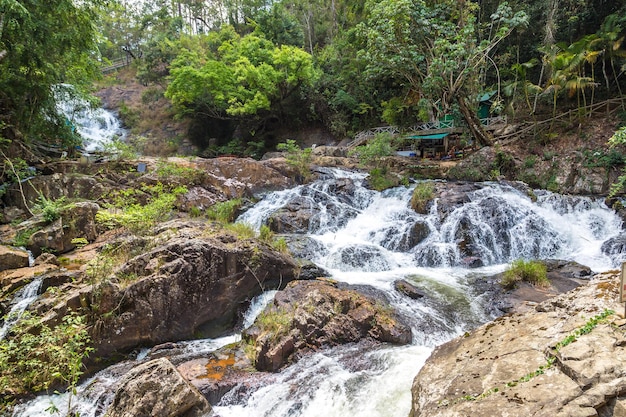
[55,84,127,152]
[11,169,625,417]
[0,277,43,341]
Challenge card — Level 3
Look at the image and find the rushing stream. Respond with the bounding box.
[12,168,625,417]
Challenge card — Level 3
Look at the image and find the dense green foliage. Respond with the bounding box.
[0,312,92,396]
[0,0,625,158]
[0,0,102,145]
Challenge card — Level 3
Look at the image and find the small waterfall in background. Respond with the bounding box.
[11,169,625,417]
[55,84,127,152]
[0,277,43,341]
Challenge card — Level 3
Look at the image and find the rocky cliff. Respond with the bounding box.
[410,270,626,417]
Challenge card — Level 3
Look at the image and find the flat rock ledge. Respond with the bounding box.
[410,271,626,417]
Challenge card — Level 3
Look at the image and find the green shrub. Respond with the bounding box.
[12,228,37,247]
[96,184,186,234]
[207,199,243,223]
[368,167,399,191]
[523,156,537,168]
[33,195,67,223]
[277,139,313,182]
[154,159,206,185]
[272,237,289,253]
[259,224,274,242]
[501,259,549,289]
[0,312,92,396]
[410,181,434,213]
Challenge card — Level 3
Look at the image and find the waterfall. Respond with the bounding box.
[55,84,127,152]
[11,171,625,417]
[0,277,43,341]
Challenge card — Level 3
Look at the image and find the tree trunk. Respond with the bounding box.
[456,96,494,147]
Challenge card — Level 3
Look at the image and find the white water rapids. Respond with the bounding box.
[55,85,127,152]
[11,168,625,417]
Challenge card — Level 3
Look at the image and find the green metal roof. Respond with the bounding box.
[405,133,449,140]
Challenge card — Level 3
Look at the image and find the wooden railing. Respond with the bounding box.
[348,119,456,148]
[101,57,130,73]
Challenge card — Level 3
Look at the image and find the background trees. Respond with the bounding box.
[0,0,102,145]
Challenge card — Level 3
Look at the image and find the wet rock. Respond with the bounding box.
[409,272,623,417]
[267,178,364,234]
[244,280,412,372]
[380,220,431,252]
[0,245,29,271]
[284,236,328,259]
[297,261,330,280]
[176,345,272,405]
[106,358,212,417]
[601,234,626,264]
[267,197,316,233]
[544,259,592,279]
[433,182,482,217]
[394,279,426,299]
[84,221,299,359]
[326,244,391,272]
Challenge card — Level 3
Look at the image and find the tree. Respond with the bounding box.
[359,0,528,147]
[0,0,101,144]
[165,28,317,149]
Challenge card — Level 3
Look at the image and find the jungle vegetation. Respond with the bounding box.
[1,0,625,154]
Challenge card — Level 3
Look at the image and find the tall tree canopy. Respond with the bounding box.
[359,0,528,146]
[0,0,102,144]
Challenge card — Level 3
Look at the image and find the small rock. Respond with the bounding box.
[394,279,426,299]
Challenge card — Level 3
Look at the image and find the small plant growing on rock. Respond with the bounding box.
[410,181,435,213]
[207,199,243,223]
[33,195,68,223]
[277,139,313,183]
[501,259,549,289]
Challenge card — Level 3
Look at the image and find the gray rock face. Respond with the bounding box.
[244,280,412,372]
[409,271,625,417]
[27,201,99,257]
[0,245,29,271]
[88,221,299,359]
[106,358,212,417]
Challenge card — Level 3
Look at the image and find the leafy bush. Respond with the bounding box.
[349,132,396,168]
[367,167,399,191]
[96,184,186,234]
[277,139,313,182]
[0,313,92,396]
[33,195,67,223]
[410,181,434,213]
[207,199,243,223]
[501,259,549,289]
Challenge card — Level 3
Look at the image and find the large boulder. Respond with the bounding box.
[85,221,299,359]
[0,245,29,271]
[194,157,295,198]
[106,358,212,417]
[409,271,624,417]
[3,173,111,211]
[27,202,99,257]
[244,279,412,372]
